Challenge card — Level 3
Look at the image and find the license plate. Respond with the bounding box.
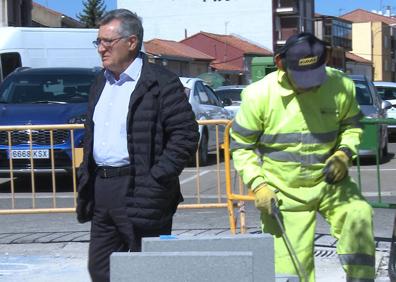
[8,149,49,159]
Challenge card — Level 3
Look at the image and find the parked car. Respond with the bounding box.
[0,67,100,173]
[373,81,396,135]
[215,85,246,118]
[179,77,232,165]
[349,75,392,161]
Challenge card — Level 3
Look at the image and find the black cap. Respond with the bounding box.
[280,33,328,89]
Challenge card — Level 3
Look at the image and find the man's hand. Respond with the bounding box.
[76,199,94,223]
[253,183,278,215]
[323,150,350,184]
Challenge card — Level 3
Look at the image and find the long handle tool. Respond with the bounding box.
[271,199,308,282]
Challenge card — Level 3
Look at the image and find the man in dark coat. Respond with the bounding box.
[76,9,199,282]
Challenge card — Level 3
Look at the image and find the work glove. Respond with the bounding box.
[323,149,350,184]
[253,183,278,215]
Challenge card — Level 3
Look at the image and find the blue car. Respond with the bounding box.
[0,67,100,173]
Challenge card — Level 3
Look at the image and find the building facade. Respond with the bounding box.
[32,2,83,28]
[181,31,272,84]
[273,0,314,52]
[345,51,373,80]
[349,21,393,81]
[0,0,32,27]
[314,15,353,70]
[0,1,83,28]
[118,0,314,52]
[341,9,396,82]
[144,38,214,77]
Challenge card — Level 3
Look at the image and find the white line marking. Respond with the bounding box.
[180,170,211,184]
[350,168,396,171]
[362,191,394,196]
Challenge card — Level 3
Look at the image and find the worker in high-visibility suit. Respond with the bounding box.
[230,32,375,281]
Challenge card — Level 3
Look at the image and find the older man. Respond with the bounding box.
[76,9,199,282]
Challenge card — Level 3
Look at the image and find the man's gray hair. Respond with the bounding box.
[99,9,144,51]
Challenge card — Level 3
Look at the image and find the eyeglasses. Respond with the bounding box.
[92,36,127,48]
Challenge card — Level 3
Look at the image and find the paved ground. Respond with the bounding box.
[0,204,393,281]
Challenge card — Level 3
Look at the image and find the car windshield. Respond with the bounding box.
[375,86,396,100]
[354,81,373,105]
[0,73,95,104]
[216,89,243,102]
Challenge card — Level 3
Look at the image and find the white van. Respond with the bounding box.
[0,27,102,81]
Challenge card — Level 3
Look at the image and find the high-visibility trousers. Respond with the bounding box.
[261,177,375,282]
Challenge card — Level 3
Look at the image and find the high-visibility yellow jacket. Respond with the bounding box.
[231,67,363,196]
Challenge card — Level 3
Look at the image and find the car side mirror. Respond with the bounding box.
[382,100,392,110]
[222,97,233,107]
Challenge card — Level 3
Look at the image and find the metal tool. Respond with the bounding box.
[271,199,308,282]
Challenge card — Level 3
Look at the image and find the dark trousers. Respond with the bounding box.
[88,174,172,282]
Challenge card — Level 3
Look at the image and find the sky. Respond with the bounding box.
[34,0,395,20]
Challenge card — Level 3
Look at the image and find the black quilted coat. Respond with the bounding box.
[76,55,199,230]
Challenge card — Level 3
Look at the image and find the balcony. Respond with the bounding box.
[276,0,299,15]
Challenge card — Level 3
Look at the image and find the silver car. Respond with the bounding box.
[373,81,396,135]
[180,77,232,165]
[349,75,392,160]
[215,85,246,118]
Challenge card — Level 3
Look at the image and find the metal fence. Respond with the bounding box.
[0,124,82,214]
[1,118,395,235]
[224,118,396,234]
[356,118,396,208]
[0,120,232,215]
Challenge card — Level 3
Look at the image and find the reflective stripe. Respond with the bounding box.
[339,254,375,267]
[258,148,331,164]
[346,278,374,282]
[259,131,338,144]
[232,121,262,138]
[230,139,257,150]
[341,112,364,128]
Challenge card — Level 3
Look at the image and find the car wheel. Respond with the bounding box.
[198,131,209,166]
[382,141,388,158]
[378,145,383,163]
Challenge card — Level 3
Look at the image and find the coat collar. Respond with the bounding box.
[134,52,159,97]
[94,53,159,105]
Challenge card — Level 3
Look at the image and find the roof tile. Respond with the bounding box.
[341,9,396,25]
[144,39,214,60]
[345,51,371,63]
[183,32,273,55]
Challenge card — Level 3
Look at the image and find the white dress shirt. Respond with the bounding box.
[93,55,143,167]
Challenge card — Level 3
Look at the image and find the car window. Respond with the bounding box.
[0,73,96,104]
[194,81,211,105]
[376,86,396,100]
[216,89,243,102]
[205,85,222,107]
[354,81,373,105]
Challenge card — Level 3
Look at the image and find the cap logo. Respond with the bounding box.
[298,56,318,66]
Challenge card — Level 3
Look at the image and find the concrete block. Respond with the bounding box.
[142,234,274,281]
[110,251,254,282]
